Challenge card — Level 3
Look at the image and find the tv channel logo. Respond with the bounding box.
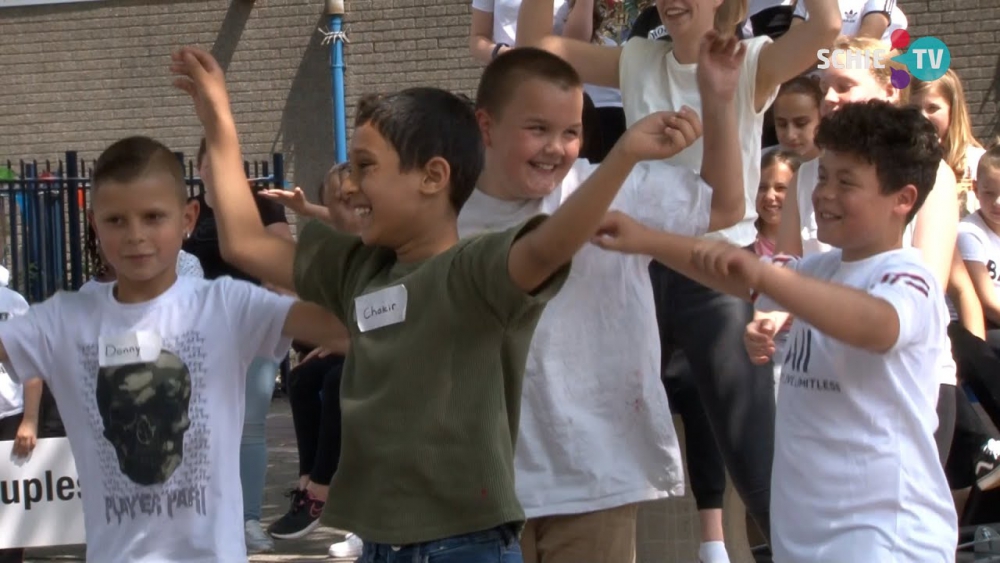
[815,30,951,90]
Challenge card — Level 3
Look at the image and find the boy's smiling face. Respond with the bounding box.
[479,77,583,200]
[347,123,446,249]
[813,150,918,260]
[975,168,1000,228]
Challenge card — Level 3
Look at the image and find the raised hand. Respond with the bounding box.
[744,318,778,365]
[696,30,747,103]
[617,106,702,163]
[169,46,232,133]
[590,210,653,255]
[690,239,763,289]
[259,187,310,215]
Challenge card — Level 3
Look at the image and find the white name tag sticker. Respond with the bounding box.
[98,331,162,368]
[354,284,408,333]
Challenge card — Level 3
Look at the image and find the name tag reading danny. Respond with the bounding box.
[98,331,163,368]
[354,284,408,333]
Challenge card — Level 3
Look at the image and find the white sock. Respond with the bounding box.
[698,541,730,563]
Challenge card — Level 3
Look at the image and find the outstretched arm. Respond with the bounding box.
[755,0,841,110]
[282,301,350,355]
[171,47,297,290]
[775,171,805,256]
[515,0,621,87]
[912,162,959,286]
[595,211,906,353]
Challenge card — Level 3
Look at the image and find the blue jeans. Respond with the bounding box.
[241,356,278,521]
[358,526,522,563]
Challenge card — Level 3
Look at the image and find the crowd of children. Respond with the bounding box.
[2,1,1000,563]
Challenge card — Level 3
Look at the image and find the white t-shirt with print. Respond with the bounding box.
[471,0,568,47]
[0,277,294,563]
[457,159,712,516]
[795,159,958,386]
[756,249,957,562]
[619,35,777,246]
[958,211,1000,299]
[794,0,907,43]
[0,287,30,421]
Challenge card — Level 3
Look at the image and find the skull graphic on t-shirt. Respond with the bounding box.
[95,350,192,486]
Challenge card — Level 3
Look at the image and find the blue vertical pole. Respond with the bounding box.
[327,0,348,164]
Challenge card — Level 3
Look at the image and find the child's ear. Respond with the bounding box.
[895,184,918,217]
[183,199,200,235]
[475,109,494,148]
[419,156,451,198]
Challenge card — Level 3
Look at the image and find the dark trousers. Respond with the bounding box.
[650,262,775,542]
[288,355,344,485]
[664,351,726,510]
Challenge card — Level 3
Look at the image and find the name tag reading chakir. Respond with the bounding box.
[354,284,408,333]
[98,331,163,368]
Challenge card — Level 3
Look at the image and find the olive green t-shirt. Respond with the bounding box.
[293,216,568,545]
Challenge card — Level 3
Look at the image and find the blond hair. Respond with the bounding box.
[830,36,909,104]
[716,0,748,35]
[912,69,983,182]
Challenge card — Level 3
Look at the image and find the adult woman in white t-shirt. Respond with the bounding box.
[515,0,841,543]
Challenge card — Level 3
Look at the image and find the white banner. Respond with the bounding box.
[0,0,103,7]
[0,437,86,549]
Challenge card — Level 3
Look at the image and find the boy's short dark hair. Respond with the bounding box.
[815,100,942,223]
[354,88,483,213]
[93,136,186,201]
[475,47,583,117]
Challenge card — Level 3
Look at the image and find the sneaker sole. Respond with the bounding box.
[979,466,1000,491]
[270,518,322,540]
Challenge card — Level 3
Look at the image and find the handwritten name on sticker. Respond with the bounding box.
[354,285,408,333]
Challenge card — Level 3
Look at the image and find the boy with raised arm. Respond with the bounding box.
[170,45,702,561]
[458,34,745,562]
[592,100,958,562]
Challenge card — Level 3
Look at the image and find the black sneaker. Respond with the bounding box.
[267,489,325,539]
[975,439,1000,491]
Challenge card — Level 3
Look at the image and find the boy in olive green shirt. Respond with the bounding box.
[171,45,703,561]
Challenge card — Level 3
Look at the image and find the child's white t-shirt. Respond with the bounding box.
[756,248,957,562]
[0,277,294,562]
[457,159,712,516]
[470,0,568,47]
[793,0,907,43]
[0,286,30,421]
[957,211,1000,298]
[794,159,957,386]
[619,35,777,247]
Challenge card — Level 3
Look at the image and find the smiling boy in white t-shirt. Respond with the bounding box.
[591,100,958,562]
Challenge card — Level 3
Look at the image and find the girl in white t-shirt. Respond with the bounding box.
[515,0,841,544]
[911,69,987,218]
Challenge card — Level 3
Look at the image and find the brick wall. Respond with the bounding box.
[0,0,483,195]
[906,0,1000,144]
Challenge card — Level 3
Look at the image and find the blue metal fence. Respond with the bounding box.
[0,151,285,303]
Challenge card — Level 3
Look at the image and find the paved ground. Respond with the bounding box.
[25,397,355,562]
